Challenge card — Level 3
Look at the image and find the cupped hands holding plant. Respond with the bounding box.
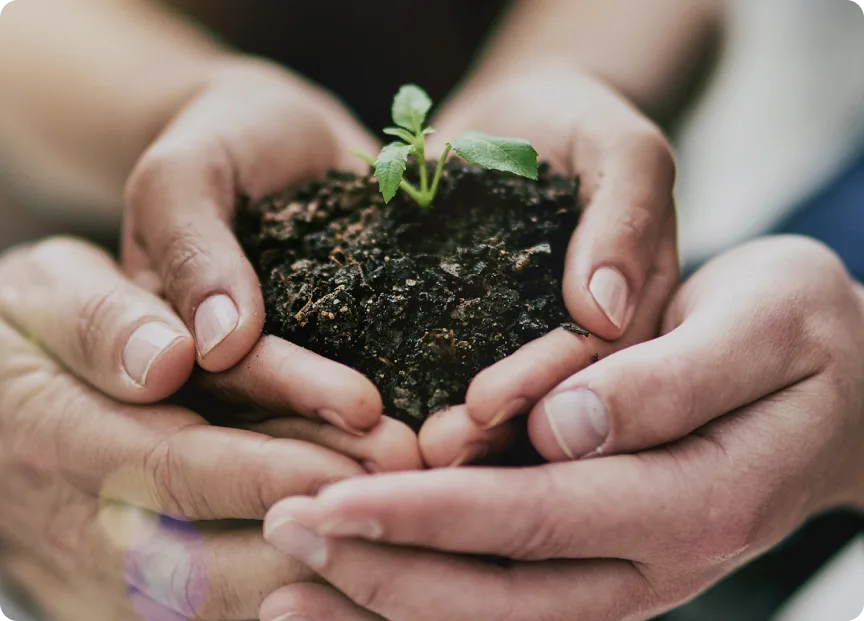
[414,66,680,466]
[260,236,864,621]
[0,237,422,621]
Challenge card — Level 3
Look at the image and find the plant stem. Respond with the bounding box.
[399,179,428,206]
[352,149,377,167]
[429,144,453,201]
[415,135,429,196]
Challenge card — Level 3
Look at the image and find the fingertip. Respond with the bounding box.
[362,417,423,472]
[128,331,197,402]
[465,365,530,430]
[527,401,574,463]
[419,406,514,468]
[194,291,265,372]
[562,269,628,342]
[319,370,384,435]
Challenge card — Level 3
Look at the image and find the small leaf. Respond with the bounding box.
[383,127,416,143]
[449,131,539,180]
[392,84,432,133]
[423,128,437,135]
[375,142,413,203]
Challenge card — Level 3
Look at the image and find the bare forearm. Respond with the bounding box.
[0,0,230,213]
[468,0,724,122]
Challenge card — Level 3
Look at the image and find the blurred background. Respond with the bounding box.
[1,0,863,619]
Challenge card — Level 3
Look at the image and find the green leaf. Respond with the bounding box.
[383,127,416,143]
[449,131,539,180]
[375,142,413,203]
[423,127,437,135]
[392,84,432,133]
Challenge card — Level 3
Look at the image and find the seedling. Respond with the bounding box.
[354,84,539,208]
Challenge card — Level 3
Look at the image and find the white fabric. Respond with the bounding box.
[675,0,864,266]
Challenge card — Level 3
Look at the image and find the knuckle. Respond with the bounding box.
[351,577,393,614]
[695,488,765,563]
[160,229,214,306]
[615,197,655,244]
[632,125,676,174]
[164,546,209,619]
[75,285,126,367]
[142,429,208,518]
[504,470,569,560]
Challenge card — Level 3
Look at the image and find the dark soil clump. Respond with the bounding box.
[237,161,582,429]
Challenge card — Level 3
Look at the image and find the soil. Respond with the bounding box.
[237,160,584,431]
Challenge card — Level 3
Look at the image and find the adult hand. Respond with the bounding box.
[260,236,864,621]
[421,67,679,465]
[122,57,378,381]
[0,238,420,621]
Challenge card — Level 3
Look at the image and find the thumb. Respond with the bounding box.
[528,254,825,462]
[562,128,678,340]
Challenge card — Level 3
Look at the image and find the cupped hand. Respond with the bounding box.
[421,66,679,465]
[121,57,376,376]
[259,236,864,621]
[0,238,421,621]
[121,56,386,435]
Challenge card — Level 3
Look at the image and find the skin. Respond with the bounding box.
[0,238,422,621]
[261,237,864,621]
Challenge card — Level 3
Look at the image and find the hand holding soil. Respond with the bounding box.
[0,238,421,621]
[119,59,386,428]
[238,77,679,466]
[261,237,864,621]
[426,67,680,464]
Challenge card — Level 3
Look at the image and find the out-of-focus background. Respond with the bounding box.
[1,0,863,619]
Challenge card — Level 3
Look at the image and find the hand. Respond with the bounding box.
[259,236,864,621]
[0,238,421,621]
[420,66,679,465]
[121,57,377,379]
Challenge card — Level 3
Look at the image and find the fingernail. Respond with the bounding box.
[484,398,530,430]
[194,294,239,356]
[544,389,609,460]
[271,614,314,621]
[319,518,384,540]
[122,322,186,386]
[318,409,365,436]
[265,519,328,570]
[449,442,491,467]
[589,268,630,331]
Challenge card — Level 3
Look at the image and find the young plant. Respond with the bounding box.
[354,84,539,209]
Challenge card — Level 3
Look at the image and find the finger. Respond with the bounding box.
[125,136,265,373]
[465,220,677,431]
[126,519,315,621]
[263,512,650,621]
[0,237,195,402]
[193,335,384,435]
[529,237,829,462]
[125,65,378,373]
[261,584,384,621]
[418,405,518,468]
[464,329,607,430]
[563,124,678,340]
[247,415,423,474]
[0,321,366,520]
[263,453,712,564]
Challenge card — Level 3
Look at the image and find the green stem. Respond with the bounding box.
[399,179,428,207]
[428,144,453,202]
[351,149,377,168]
[415,136,429,196]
